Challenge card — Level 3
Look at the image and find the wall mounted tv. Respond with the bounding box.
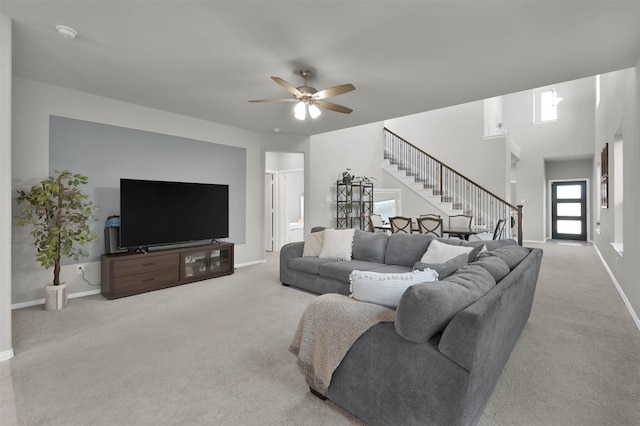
[120,178,229,249]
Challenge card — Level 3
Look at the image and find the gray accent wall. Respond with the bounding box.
[49,116,246,263]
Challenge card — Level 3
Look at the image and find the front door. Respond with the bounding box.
[551,180,587,241]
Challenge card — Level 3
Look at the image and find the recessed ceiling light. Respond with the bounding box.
[56,25,78,39]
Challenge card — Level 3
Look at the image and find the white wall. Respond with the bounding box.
[307,122,385,230]
[11,77,308,305]
[1,14,13,359]
[594,66,640,324]
[266,152,304,171]
[385,100,509,199]
[502,77,596,241]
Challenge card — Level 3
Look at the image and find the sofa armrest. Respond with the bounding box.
[280,241,305,284]
[327,322,470,426]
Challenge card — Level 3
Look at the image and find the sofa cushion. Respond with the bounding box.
[352,230,389,264]
[483,239,517,251]
[413,253,468,280]
[472,255,510,282]
[288,256,337,275]
[302,230,325,257]
[420,239,474,264]
[349,269,438,309]
[319,228,355,261]
[395,264,496,343]
[319,260,382,283]
[385,233,435,267]
[477,245,530,270]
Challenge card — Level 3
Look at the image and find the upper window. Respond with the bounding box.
[532,88,563,123]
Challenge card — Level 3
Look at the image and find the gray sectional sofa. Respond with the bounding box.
[281,229,543,426]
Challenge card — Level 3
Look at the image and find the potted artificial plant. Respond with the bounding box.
[342,168,353,184]
[15,171,98,310]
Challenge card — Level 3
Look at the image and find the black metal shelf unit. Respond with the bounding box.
[336,180,374,231]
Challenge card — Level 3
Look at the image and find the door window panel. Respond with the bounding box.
[556,185,581,199]
[557,203,581,217]
[557,220,582,235]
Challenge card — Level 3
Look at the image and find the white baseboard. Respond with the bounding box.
[593,244,640,331]
[11,258,266,309]
[11,257,267,309]
[0,349,14,361]
[235,259,266,268]
[11,288,101,310]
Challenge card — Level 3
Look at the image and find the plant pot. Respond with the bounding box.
[44,283,68,310]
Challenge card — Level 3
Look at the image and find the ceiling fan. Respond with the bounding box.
[249,69,355,120]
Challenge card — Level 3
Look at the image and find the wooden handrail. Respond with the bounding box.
[385,128,519,212]
[384,127,524,245]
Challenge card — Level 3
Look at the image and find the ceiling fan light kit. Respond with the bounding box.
[56,25,78,39]
[249,69,355,121]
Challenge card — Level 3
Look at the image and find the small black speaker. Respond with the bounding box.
[104,227,126,254]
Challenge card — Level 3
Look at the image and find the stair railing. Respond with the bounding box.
[384,128,523,245]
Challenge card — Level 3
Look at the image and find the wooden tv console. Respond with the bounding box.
[101,242,234,299]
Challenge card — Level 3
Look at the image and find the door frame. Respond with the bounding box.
[264,172,276,252]
[548,178,590,241]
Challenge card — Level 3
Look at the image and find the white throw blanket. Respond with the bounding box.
[289,293,396,395]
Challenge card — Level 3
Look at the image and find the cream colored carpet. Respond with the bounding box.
[10,242,640,425]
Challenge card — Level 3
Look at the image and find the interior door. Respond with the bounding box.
[551,181,587,241]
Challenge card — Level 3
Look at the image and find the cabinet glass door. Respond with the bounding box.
[209,249,229,273]
[184,251,208,278]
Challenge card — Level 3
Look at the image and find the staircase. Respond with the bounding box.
[383,128,523,244]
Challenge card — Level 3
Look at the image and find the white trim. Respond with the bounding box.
[235,259,266,268]
[593,244,640,331]
[11,288,100,310]
[0,349,14,361]
[610,242,624,257]
[523,239,547,244]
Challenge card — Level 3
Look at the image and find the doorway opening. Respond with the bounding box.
[265,152,304,251]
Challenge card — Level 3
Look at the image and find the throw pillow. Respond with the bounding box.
[352,229,389,263]
[319,228,356,261]
[420,239,474,264]
[395,264,496,343]
[412,253,468,280]
[433,239,486,262]
[302,230,325,257]
[349,269,439,309]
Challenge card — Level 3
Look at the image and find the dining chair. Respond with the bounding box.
[419,214,441,219]
[389,216,413,234]
[492,218,506,239]
[469,218,506,241]
[447,214,472,239]
[416,216,443,237]
[369,214,385,232]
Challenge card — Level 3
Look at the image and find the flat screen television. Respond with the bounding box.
[120,178,229,249]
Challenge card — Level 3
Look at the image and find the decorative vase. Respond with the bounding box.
[44,283,68,310]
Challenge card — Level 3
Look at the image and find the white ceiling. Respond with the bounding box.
[2,1,640,136]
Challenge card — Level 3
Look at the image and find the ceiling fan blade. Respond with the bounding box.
[271,76,302,97]
[248,98,296,103]
[315,100,353,114]
[313,83,355,100]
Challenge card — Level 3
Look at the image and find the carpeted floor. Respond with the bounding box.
[9,242,640,425]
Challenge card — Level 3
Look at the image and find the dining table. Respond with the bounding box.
[442,226,487,240]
